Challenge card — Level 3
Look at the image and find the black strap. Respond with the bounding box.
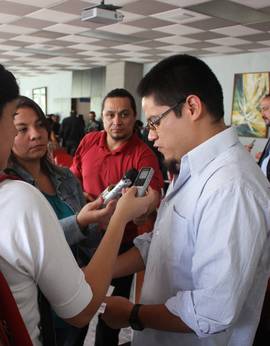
[258,138,270,166]
[37,288,57,346]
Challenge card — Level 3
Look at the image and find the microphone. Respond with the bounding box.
[101,168,138,206]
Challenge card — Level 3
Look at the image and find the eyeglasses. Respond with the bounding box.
[146,98,186,131]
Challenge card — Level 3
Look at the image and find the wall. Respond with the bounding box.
[17,51,270,157]
[18,67,106,122]
[106,61,143,118]
[144,51,270,156]
[203,51,270,155]
[17,71,73,120]
[72,67,105,119]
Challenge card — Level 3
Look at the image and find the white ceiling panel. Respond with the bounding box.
[5,0,67,7]
[27,8,79,23]
[0,0,268,77]
[206,36,251,46]
[0,13,19,23]
[155,23,203,35]
[211,25,262,37]
[97,23,145,35]
[230,0,270,9]
[45,23,87,34]
[0,24,37,34]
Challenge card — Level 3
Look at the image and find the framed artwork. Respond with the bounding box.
[231,72,269,138]
[32,87,47,114]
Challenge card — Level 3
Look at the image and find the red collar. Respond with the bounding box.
[0,174,20,183]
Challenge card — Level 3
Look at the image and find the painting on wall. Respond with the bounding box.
[231,72,269,138]
[32,87,47,114]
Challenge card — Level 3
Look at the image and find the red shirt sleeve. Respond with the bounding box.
[70,138,85,185]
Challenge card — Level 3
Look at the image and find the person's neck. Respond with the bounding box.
[192,119,227,148]
[106,134,132,151]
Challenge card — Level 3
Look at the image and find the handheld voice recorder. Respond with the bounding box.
[133,167,154,197]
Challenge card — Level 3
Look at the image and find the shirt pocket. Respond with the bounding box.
[167,206,194,271]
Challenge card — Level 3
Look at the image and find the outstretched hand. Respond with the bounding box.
[115,186,156,224]
[76,197,116,229]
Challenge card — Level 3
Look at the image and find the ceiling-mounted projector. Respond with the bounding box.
[81,0,124,24]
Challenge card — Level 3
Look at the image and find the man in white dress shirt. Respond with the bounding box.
[101,54,270,346]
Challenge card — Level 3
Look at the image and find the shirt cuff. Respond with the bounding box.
[133,232,153,265]
[165,292,211,338]
[61,215,86,246]
[53,271,93,319]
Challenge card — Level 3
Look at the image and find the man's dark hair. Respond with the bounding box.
[101,88,137,115]
[137,54,224,121]
[0,64,19,116]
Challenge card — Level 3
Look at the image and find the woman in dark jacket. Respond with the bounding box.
[6,96,116,346]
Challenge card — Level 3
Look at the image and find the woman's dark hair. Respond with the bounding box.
[16,96,51,133]
[0,64,19,117]
[137,54,224,121]
[101,88,137,116]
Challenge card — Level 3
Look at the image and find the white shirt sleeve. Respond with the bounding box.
[165,183,268,337]
[133,231,153,265]
[3,180,92,319]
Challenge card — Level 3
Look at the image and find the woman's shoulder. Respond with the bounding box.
[47,161,73,178]
[51,165,82,192]
[0,179,47,207]
[54,165,78,181]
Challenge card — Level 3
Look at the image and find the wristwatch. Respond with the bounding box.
[129,304,144,331]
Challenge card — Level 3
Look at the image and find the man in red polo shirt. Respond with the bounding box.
[71,88,163,346]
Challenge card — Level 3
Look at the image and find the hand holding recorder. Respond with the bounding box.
[113,167,155,224]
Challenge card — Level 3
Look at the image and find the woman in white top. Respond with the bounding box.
[0,64,155,345]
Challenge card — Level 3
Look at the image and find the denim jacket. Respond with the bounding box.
[6,161,100,247]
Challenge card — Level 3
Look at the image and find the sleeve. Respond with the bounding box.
[14,182,92,319]
[59,169,101,247]
[73,171,87,206]
[165,184,268,337]
[60,216,101,247]
[60,215,86,245]
[70,137,86,183]
[133,231,153,265]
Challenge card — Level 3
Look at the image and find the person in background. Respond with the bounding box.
[85,111,102,133]
[46,113,61,153]
[0,64,155,346]
[51,114,61,141]
[71,88,164,346]
[134,119,144,138]
[258,94,270,180]
[6,95,116,345]
[60,110,85,155]
[253,93,270,345]
[100,54,270,346]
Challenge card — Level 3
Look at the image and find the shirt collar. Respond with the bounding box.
[7,159,64,188]
[186,127,239,176]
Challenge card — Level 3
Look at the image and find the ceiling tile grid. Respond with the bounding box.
[0,0,268,77]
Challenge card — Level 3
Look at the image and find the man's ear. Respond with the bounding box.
[185,95,202,122]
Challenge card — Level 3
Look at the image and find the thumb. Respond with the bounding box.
[88,196,103,209]
[125,186,138,196]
